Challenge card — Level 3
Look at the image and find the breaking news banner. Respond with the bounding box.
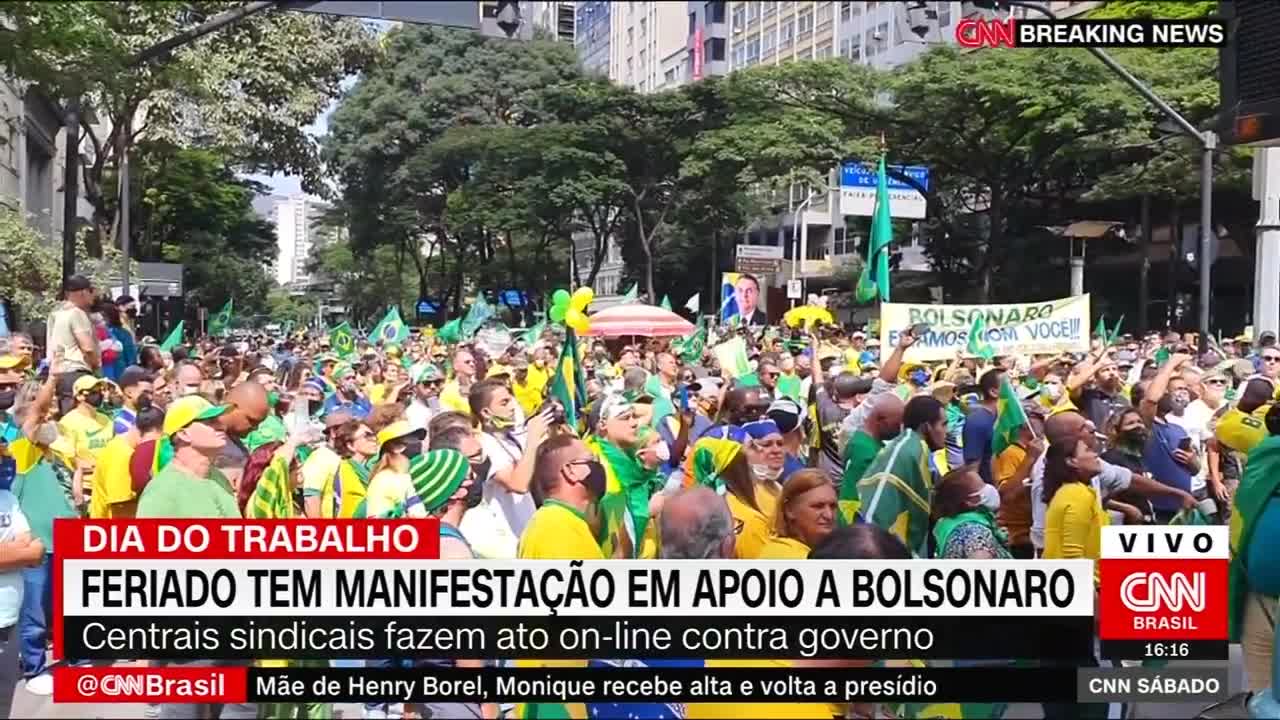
[1098,525,1230,662]
[955,18,1228,49]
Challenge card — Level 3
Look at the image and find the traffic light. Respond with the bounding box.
[480,1,524,39]
[1220,1,1280,145]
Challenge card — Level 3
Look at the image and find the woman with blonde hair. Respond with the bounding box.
[755,469,837,559]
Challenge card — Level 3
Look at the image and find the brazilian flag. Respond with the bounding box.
[856,428,933,557]
[548,327,587,431]
[369,307,409,345]
[208,299,233,337]
[329,322,357,359]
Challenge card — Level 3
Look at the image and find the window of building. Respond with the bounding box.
[864,29,876,58]
[762,29,776,56]
[894,17,905,45]
[877,22,889,51]
[732,3,746,31]
[867,1,879,12]
[627,27,633,46]
[816,40,833,59]
[780,19,794,48]
[817,2,833,28]
[732,42,746,68]
[938,1,952,26]
[797,8,813,37]
[706,1,726,24]
[24,128,53,238]
[665,67,677,84]
[746,1,759,22]
[639,17,647,37]
[639,48,646,68]
[689,11,697,34]
[746,36,761,63]
[763,1,776,18]
[840,1,858,23]
[782,226,796,260]
[706,36,726,60]
[797,43,814,60]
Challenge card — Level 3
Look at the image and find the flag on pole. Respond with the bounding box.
[208,299,233,337]
[671,316,708,365]
[330,322,357,359]
[159,321,184,352]
[992,376,1029,455]
[460,296,495,339]
[548,328,588,431]
[660,295,672,311]
[621,283,639,303]
[369,307,409,345]
[1108,315,1125,346]
[684,293,700,314]
[854,155,893,304]
[436,318,462,345]
[966,315,995,361]
[522,321,546,347]
[1094,316,1108,342]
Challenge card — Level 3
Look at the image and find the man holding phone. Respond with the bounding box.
[1137,353,1203,523]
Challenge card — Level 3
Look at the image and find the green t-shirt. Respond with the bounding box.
[841,429,885,488]
[13,460,77,553]
[137,461,241,519]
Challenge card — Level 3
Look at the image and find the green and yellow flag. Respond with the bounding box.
[460,296,495,339]
[159,320,184,352]
[854,155,893,304]
[992,375,1028,456]
[855,429,933,557]
[369,307,409,345]
[671,316,707,365]
[966,314,995,361]
[208,299,233,337]
[548,327,587,431]
[329,322,357,359]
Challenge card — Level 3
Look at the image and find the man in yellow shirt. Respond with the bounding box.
[519,434,605,559]
[58,376,115,492]
[90,406,163,519]
[439,348,478,415]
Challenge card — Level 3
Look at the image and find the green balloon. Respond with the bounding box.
[550,305,567,322]
[552,289,571,306]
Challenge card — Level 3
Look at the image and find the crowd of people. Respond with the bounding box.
[0,272,1276,719]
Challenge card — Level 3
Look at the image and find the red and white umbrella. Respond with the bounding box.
[582,304,696,337]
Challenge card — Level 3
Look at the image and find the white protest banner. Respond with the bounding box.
[880,294,1091,362]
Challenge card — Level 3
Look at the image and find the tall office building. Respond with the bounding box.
[526,1,576,42]
[273,195,330,287]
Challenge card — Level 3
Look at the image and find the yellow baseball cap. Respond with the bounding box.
[163,396,228,436]
[376,420,424,449]
[0,355,28,371]
[73,375,114,395]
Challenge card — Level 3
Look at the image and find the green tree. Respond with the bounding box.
[265,288,318,328]
[0,2,375,256]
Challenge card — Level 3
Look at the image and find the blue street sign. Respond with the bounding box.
[416,299,439,315]
[840,162,930,192]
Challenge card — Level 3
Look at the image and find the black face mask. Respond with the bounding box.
[307,398,324,417]
[0,389,15,412]
[84,392,104,408]
[135,393,153,411]
[1120,428,1149,447]
[464,466,487,509]
[401,438,424,459]
[578,459,608,500]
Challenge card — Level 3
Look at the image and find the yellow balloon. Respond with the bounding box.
[571,286,594,312]
[566,308,590,334]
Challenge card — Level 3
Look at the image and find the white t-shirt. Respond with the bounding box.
[477,429,536,540]
[1030,455,1132,551]
[406,399,435,434]
[1170,402,1215,494]
[0,491,30,627]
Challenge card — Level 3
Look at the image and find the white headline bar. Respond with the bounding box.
[63,560,1094,617]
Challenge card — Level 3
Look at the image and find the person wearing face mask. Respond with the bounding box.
[932,467,1012,559]
[431,426,509,559]
[743,419,786,492]
[111,366,153,436]
[756,469,836,559]
[57,376,115,501]
[1136,355,1202,525]
[406,364,445,433]
[471,378,552,550]
[519,434,607,560]
[1036,371,1076,416]
[361,421,426,518]
[322,366,372,420]
[297,377,330,422]
[689,436,772,559]
[173,361,206,399]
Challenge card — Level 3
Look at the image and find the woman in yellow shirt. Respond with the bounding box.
[1042,436,1107,584]
[756,469,836,559]
[333,420,379,518]
[362,421,425,517]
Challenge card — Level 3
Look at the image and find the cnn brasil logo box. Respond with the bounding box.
[1099,526,1228,641]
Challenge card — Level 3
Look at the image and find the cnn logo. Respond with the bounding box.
[955,18,1017,48]
[1119,572,1205,613]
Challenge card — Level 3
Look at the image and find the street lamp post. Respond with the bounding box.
[791,190,820,308]
[984,1,1218,354]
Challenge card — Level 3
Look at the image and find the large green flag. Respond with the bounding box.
[522,321,546,347]
[159,321,184,352]
[854,155,893,304]
[460,296,495,339]
[855,429,933,557]
[671,316,707,365]
[966,314,995,361]
[436,318,462,345]
[208,299,233,337]
[329,322,357,359]
[992,375,1029,456]
[369,307,409,345]
[548,328,587,431]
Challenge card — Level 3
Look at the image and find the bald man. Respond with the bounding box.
[1029,410,1196,554]
[659,487,735,560]
[841,393,904,491]
[215,380,270,488]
